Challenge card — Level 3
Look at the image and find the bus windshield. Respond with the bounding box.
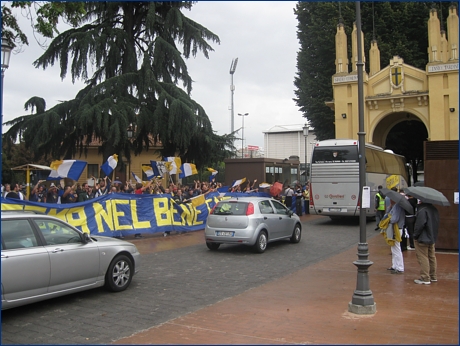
[311,145,358,164]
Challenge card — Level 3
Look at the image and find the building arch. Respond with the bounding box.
[371,111,428,148]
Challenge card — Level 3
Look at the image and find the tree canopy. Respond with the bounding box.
[4,1,235,170]
[2,1,86,47]
[294,1,453,141]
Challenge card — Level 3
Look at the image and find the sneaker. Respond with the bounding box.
[374,227,380,231]
[414,279,431,285]
[430,279,438,282]
[387,267,395,271]
[407,246,415,251]
[391,270,404,274]
[134,234,142,238]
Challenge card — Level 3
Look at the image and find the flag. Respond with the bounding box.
[151,160,169,177]
[231,177,246,188]
[101,154,118,176]
[207,167,218,182]
[259,182,271,188]
[190,194,205,208]
[131,172,142,184]
[48,160,87,181]
[179,163,198,179]
[164,157,182,174]
[142,165,155,180]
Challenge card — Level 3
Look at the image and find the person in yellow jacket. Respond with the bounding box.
[375,185,386,230]
[303,182,310,214]
[379,198,405,274]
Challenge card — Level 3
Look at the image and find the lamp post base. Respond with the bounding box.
[348,301,376,315]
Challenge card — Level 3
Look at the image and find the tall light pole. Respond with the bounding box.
[1,39,14,188]
[302,123,309,183]
[238,113,248,158]
[349,1,376,315]
[229,58,238,153]
[127,124,133,181]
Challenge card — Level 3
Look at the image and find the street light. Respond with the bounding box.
[238,113,248,158]
[126,124,133,181]
[348,1,376,315]
[229,58,238,152]
[302,123,309,183]
[1,39,14,188]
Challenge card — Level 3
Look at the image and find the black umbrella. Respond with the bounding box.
[405,186,450,207]
[380,188,414,214]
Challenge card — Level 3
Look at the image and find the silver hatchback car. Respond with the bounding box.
[204,197,302,253]
[1,211,141,310]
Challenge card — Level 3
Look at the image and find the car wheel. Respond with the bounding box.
[206,242,220,251]
[290,224,302,243]
[253,231,268,253]
[105,254,133,292]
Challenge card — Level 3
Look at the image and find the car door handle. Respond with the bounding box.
[51,248,65,253]
[1,254,8,258]
[264,217,268,219]
[279,217,282,220]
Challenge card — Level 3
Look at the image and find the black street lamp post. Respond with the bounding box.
[302,124,309,183]
[348,1,376,315]
[1,39,14,188]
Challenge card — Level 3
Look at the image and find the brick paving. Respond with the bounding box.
[114,216,459,345]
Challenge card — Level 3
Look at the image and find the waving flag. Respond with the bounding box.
[151,161,168,177]
[179,163,198,179]
[231,177,246,188]
[259,182,271,188]
[101,154,118,176]
[131,172,142,184]
[207,167,218,182]
[164,157,182,174]
[48,160,87,181]
[190,194,206,208]
[142,165,155,180]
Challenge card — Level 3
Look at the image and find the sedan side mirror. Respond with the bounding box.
[82,233,91,243]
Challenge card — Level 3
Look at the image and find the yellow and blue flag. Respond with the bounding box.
[48,160,87,181]
[101,154,118,176]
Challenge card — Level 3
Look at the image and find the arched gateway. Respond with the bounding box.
[326,6,458,146]
[325,6,459,250]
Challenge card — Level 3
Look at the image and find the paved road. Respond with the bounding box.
[1,216,378,344]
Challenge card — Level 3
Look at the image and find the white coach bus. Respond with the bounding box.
[309,139,409,218]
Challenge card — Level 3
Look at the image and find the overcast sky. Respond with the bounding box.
[2,1,304,150]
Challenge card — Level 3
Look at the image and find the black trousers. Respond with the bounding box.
[285,196,293,208]
[296,198,302,215]
[401,216,415,249]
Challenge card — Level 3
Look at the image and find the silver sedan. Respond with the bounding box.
[204,197,302,253]
[1,211,141,310]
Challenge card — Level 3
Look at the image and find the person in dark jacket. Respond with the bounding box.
[413,202,440,285]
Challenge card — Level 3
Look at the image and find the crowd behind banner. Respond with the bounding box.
[1,190,271,237]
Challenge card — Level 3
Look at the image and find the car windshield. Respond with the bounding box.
[213,201,247,215]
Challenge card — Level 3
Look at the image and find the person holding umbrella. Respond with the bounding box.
[406,186,449,285]
[379,187,415,274]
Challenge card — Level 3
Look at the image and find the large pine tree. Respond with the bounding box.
[5,1,235,168]
[294,2,452,141]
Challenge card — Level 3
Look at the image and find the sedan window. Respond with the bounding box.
[214,202,247,215]
[259,200,274,214]
[1,219,39,249]
[271,200,289,215]
[32,219,83,245]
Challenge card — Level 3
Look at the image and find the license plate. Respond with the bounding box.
[216,231,234,237]
[329,208,341,212]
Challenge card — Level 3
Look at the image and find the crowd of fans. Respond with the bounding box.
[1,176,226,204]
